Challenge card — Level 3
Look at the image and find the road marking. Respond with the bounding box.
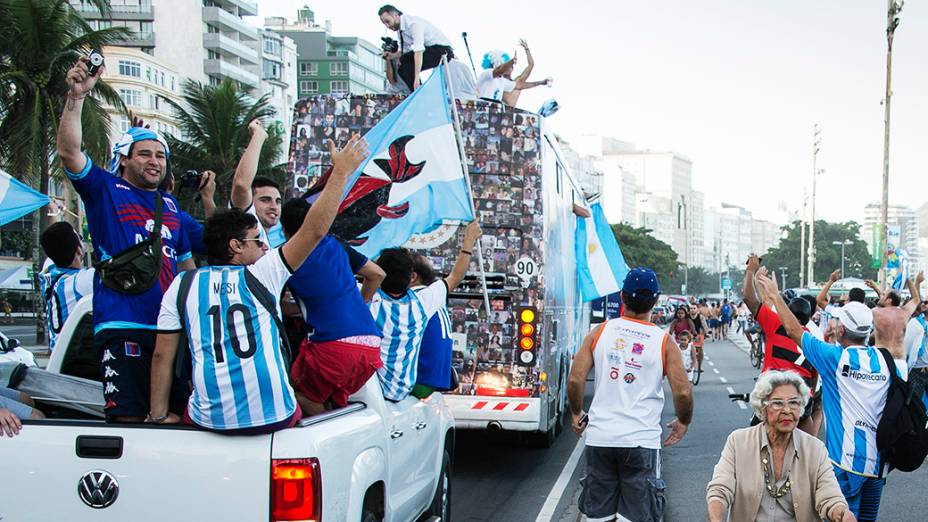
[720,377,728,384]
[726,386,736,394]
[534,437,586,522]
[707,361,715,367]
[737,401,747,410]
[712,368,720,374]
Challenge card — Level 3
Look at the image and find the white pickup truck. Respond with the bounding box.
[1,297,454,521]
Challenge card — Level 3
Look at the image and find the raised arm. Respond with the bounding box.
[514,39,534,82]
[756,270,804,345]
[443,221,482,291]
[198,170,217,218]
[280,136,367,271]
[864,279,884,302]
[58,58,101,173]
[230,120,268,210]
[817,269,841,311]
[903,272,924,315]
[742,254,761,314]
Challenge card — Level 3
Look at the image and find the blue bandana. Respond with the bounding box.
[108,127,170,174]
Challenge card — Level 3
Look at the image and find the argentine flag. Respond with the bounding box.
[307,65,474,258]
[576,203,629,302]
[0,169,50,227]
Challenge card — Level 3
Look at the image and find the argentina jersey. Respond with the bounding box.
[39,266,94,352]
[158,249,295,430]
[370,280,448,401]
[801,333,891,477]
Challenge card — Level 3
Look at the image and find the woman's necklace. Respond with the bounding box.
[762,447,792,499]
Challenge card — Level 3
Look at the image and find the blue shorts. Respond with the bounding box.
[708,319,721,328]
[0,387,34,419]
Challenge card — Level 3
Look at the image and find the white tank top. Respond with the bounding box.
[585,317,670,449]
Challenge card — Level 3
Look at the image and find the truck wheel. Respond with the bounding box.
[362,491,384,522]
[422,450,451,521]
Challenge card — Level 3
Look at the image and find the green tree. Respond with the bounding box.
[162,78,285,213]
[0,0,128,341]
[611,223,680,288]
[762,220,874,288]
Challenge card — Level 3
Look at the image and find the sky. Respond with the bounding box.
[249,1,928,225]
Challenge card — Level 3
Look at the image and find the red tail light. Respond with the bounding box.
[271,458,321,521]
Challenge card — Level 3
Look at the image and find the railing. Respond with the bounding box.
[71,0,153,14]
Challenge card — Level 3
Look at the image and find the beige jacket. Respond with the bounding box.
[706,423,847,521]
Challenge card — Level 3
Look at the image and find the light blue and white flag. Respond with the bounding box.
[576,203,629,302]
[306,66,474,258]
[0,169,50,227]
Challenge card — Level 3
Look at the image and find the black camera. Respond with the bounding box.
[180,170,202,189]
[381,37,399,54]
[87,49,104,77]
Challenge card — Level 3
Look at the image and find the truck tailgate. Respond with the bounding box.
[4,421,270,521]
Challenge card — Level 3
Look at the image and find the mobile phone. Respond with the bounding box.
[87,49,104,77]
[579,413,589,427]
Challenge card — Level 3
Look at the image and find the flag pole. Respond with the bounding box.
[440,56,492,317]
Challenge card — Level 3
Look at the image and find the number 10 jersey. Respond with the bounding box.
[158,249,296,430]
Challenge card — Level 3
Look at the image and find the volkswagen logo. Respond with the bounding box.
[77,470,119,509]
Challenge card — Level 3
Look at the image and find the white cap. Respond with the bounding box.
[834,301,873,337]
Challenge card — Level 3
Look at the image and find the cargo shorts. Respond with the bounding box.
[578,445,665,522]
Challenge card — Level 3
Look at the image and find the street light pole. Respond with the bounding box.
[800,190,807,287]
[678,195,688,294]
[808,124,822,287]
[833,240,853,278]
[779,267,788,290]
[879,0,903,289]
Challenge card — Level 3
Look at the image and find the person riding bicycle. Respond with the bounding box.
[743,256,821,436]
[668,306,696,337]
[689,304,706,370]
[677,331,698,382]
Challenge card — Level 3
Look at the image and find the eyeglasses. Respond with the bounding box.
[764,398,803,411]
[239,237,265,249]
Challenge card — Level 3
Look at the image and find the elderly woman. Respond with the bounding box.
[707,370,856,522]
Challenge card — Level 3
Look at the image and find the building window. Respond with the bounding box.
[145,66,151,81]
[263,37,281,56]
[330,80,348,93]
[263,60,281,80]
[119,117,130,133]
[118,60,141,78]
[300,80,318,94]
[330,62,348,76]
[300,62,317,76]
[118,88,143,107]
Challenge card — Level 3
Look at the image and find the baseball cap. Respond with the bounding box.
[622,267,660,298]
[834,301,873,337]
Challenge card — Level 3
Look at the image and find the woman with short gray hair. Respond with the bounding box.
[707,370,856,521]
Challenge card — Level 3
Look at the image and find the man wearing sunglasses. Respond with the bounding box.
[147,136,368,434]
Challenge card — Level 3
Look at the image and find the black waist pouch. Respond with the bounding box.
[94,192,164,295]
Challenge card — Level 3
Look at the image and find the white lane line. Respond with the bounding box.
[534,437,586,522]
[720,377,728,384]
[712,368,720,374]
[707,361,715,367]
[737,401,747,410]
[726,386,736,394]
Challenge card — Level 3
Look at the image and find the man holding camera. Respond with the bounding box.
[378,4,454,91]
[58,56,196,423]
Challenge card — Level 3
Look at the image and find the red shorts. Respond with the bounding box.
[290,338,383,407]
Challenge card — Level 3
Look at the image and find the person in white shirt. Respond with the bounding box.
[378,4,454,91]
[476,40,551,107]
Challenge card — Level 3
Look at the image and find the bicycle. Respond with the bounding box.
[691,344,702,386]
[745,322,765,369]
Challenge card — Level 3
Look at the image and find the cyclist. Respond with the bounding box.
[668,306,696,337]
[688,304,706,370]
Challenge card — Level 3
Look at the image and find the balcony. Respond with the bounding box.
[204,58,259,89]
[112,30,155,48]
[221,0,258,17]
[202,6,258,41]
[71,0,154,20]
[203,33,259,65]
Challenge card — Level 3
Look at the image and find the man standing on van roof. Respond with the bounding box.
[378,4,454,91]
[568,267,694,522]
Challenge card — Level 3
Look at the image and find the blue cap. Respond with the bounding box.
[622,267,660,298]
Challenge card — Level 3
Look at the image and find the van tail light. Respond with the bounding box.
[271,458,321,521]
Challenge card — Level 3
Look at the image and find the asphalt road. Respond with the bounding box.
[452,336,928,522]
[1,323,39,346]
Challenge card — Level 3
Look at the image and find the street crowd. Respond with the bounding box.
[568,254,927,522]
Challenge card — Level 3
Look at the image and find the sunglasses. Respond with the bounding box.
[239,237,266,249]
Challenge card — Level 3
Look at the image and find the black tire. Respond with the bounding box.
[362,488,384,522]
[422,450,451,521]
[750,344,762,369]
[691,360,701,386]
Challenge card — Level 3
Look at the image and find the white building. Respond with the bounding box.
[704,204,753,273]
[257,29,298,159]
[752,219,782,257]
[558,137,603,198]
[863,203,920,275]
[71,0,261,91]
[100,46,182,144]
[573,136,637,225]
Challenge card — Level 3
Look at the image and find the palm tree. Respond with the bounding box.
[161,78,286,213]
[0,0,129,342]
